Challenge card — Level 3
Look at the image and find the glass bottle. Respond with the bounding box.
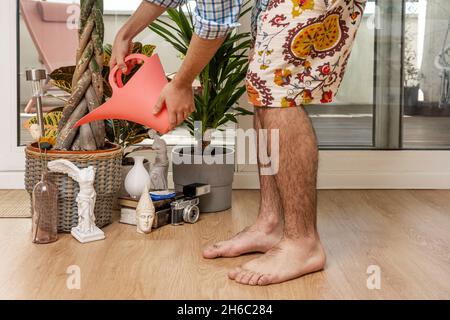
[32,172,58,244]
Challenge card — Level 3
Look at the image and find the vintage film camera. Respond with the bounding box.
[170,183,211,226]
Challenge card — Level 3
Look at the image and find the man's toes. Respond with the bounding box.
[257,274,273,286]
[235,270,249,284]
[228,267,242,280]
[239,271,255,285]
[248,273,262,286]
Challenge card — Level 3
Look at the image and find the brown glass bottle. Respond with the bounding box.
[32,173,58,244]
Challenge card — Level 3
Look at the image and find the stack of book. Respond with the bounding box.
[118,193,183,228]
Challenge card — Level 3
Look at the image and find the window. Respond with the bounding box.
[402,0,450,148]
[305,1,376,147]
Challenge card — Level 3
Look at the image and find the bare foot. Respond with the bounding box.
[202,219,282,259]
[228,237,326,286]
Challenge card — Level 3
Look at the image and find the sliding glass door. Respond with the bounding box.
[402,0,450,149]
[308,0,450,150]
[306,0,377,148]
[307,0,405,149]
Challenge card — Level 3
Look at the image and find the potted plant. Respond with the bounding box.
[150,4,252,212]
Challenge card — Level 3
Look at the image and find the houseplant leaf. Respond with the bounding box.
[49,66,76,93]
[23,111,63,140]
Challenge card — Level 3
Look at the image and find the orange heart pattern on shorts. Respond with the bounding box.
[283,7,349,65]
[247,0,367,107]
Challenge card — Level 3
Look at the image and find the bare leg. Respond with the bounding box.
[229,106,326,285]
[202,112,283,258]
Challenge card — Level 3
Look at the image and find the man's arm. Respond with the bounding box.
[153,0,243,129]
[110,1,171,72]
[153,35,226,129]
[111,0,243,130]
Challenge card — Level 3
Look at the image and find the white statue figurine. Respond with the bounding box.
[47,159,105,243]
[148,130,169,190]
[136,185,155,234]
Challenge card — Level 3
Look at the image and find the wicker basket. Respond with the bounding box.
[25,142,123,232]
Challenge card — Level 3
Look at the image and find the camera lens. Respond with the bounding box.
[183,205,200,224]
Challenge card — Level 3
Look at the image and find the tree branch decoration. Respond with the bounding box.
[56,0,105,151]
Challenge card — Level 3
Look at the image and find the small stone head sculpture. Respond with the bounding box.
[136,185,155,234]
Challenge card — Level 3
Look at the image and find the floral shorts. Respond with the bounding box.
[246,0,367,107]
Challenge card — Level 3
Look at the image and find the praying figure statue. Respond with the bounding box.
[148,130,169,190]
[47,159,105,243]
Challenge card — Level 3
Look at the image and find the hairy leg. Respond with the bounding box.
[229,106,326,285]
[253,111,283,233]
[202,112,283,259]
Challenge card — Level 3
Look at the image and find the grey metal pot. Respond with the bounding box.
[172,146,235,213]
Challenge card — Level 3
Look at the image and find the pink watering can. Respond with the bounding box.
[74,53,170,134]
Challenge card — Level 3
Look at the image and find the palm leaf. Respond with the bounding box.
[148,23,188,54]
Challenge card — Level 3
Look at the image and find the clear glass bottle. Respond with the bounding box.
[32,172,58,244]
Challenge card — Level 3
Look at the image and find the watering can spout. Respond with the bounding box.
[74,100,113,128]
[72,54,171,135]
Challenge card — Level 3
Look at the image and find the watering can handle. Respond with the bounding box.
[109,53,152,92]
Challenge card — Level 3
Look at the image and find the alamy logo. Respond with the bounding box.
[66,5,80,30]
[172,123,280,175]
[366,265,381,290]
[66,265,81,290]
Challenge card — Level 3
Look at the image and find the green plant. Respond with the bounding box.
[104,119,149,150]
[149,3,253,144]
[24,110,63,141]
[49,42,156,150]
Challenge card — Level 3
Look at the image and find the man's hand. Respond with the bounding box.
[153,80,195,130]
[109,33,133,73]
[109,1,166,72]
[152,35,226,131]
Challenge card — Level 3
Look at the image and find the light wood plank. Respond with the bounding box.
[0,190,448,299]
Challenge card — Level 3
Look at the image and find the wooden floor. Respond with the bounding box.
[0,190,449,299]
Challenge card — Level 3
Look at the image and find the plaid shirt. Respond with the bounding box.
[146,0,243,39]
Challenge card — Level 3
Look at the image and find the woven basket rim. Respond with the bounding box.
[26,142,122,156]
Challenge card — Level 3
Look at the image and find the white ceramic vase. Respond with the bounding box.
[124,156,150,198]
